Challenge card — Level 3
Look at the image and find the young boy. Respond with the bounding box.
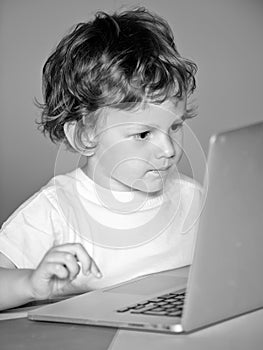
[0,7,201,311]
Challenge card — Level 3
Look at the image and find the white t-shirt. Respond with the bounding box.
[0,168,202,291]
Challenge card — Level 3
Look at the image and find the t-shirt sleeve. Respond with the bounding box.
[0,189,62,269]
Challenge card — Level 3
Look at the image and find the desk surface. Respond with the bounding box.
[1,308,263,350]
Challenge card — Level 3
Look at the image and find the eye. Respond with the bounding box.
[134,131,151,140]
[170,122,183,132]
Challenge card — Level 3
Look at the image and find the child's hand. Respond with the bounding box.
[28,243,102,300]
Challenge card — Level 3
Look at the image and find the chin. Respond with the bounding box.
[116,174,167,194]
[133,179,166,194]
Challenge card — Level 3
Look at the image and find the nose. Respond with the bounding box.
[156,132,175,159]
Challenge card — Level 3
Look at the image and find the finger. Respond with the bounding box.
[89,259,103,278]
[39,262,69,281]
[42,251,81,281]
[54,243,102,278]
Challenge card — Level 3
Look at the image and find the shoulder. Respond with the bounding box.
[0,169,84,268]
[1,169,80,231]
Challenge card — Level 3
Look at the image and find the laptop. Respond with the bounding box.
[28,121,263,333]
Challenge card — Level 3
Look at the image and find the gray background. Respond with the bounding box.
[1,0,263,226]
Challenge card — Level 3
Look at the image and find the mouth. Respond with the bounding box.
[148,164,172,174]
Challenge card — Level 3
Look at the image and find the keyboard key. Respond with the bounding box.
[116,289,186,316]
[117,307,132,313]
[142,310,169,316]
[166,311,182,317]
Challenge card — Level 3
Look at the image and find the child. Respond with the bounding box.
[0,7,201,311]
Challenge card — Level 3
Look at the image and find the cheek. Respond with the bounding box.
[165,130,183,165]
[172,129,183,151]
[173,128,183,144]
[97,140,149,173]
[113,159,149,180]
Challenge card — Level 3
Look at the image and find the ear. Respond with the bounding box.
[63,121,96,156]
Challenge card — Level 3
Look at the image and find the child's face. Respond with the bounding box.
[86,98,187,193]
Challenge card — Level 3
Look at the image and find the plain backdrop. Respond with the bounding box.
[0,0,263,226]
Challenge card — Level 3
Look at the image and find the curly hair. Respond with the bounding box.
[37,7,197,152]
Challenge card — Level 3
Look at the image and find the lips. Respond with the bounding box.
[149,164,172,173]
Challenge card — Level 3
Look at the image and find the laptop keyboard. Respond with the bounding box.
[116,289,185,318]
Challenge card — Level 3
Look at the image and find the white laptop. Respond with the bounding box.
[28,121,263,333]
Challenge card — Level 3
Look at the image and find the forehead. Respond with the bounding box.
[102,98,187,130]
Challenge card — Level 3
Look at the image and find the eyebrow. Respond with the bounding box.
[123,109,196,132]
[125,124,152,131]
[180,114,193,123]
[177,114,187,122]
[125,117,186,131]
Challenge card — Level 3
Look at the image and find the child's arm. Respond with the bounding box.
[0,243,102,311]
